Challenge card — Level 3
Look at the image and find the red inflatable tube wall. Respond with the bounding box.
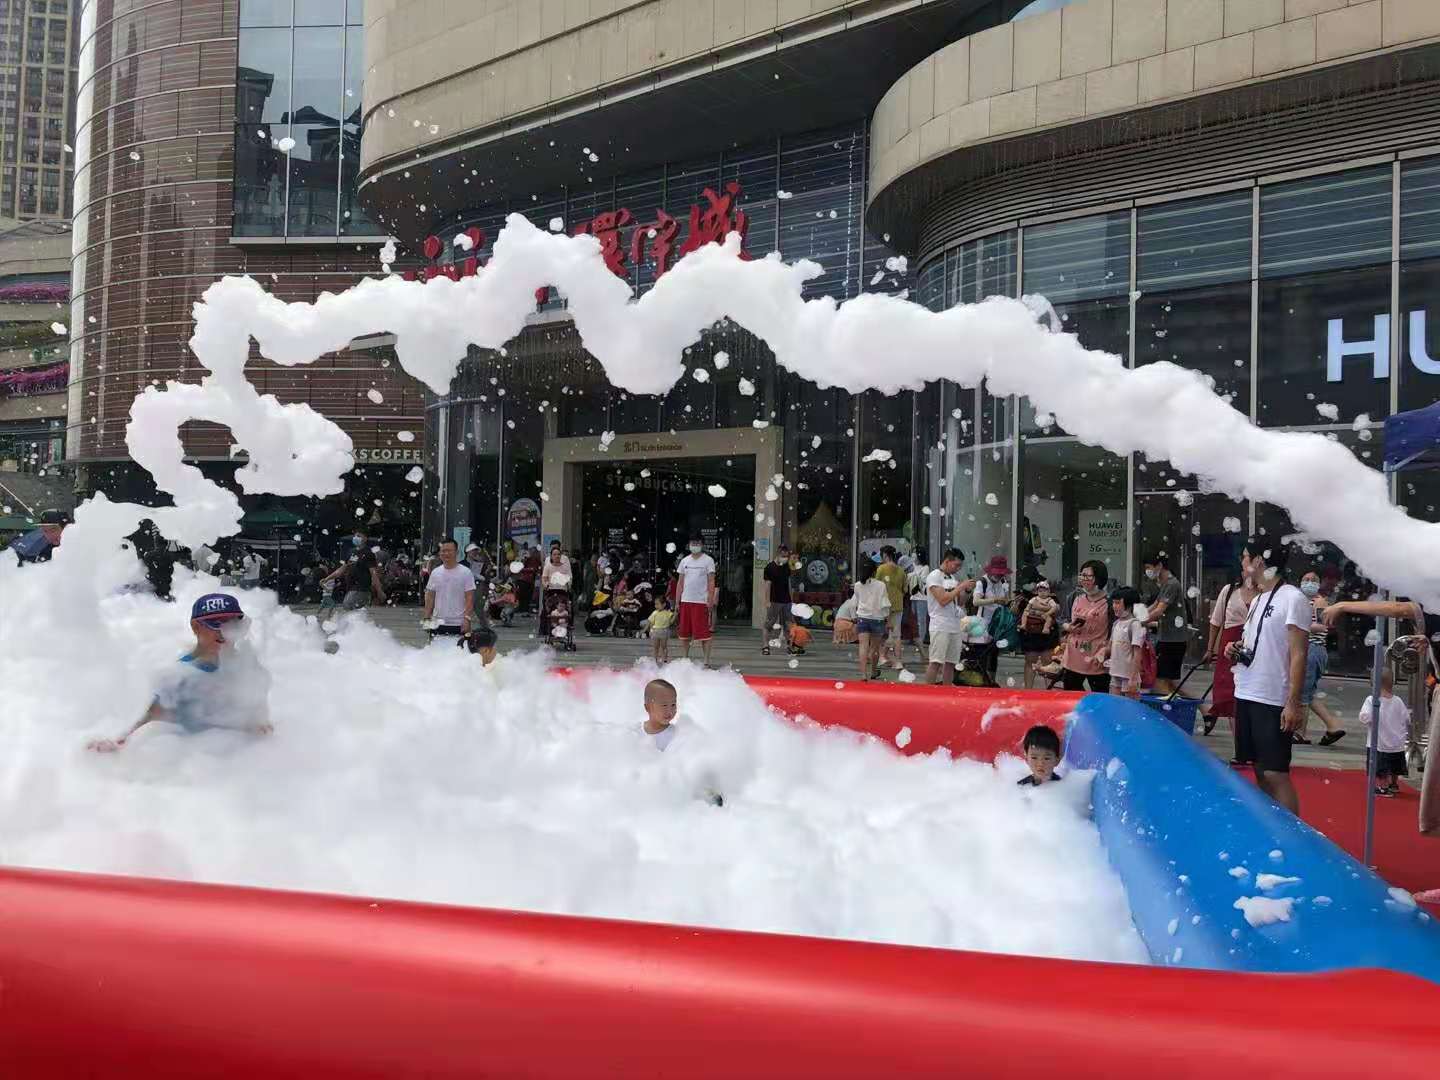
[744,676,1078,758]
[2,866,1438,1079]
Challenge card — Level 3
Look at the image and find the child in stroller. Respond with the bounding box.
[540,572,576,651]
[612,578,654,638]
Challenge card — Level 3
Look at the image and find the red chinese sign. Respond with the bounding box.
[403,183,750,300]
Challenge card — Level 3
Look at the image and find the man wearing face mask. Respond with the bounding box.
[323,529,388,611]
[675,535,718,666]
[87,593,273,752]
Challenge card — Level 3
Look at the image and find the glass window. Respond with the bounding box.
[232,123,287,235]
[237,28,290,123]
[296,0,345,25]
[781,373,853,609]
[951,230,1017,305]
[286,123,340,235]
[348,0,365,24]
[914,257,945,311]
[1019,439,1127,588]
[1399,256,1440,414]
[1260,166,1391,278]
[1400,157,1440,261]
[338,28,377,234]
[290,27,343,123]
[778,126,865,300]
[1257,263,1391,427]
[859,390,914,543]
[241,0,293,28]
[1137,190,1251,290]
[1022,211,1129,302]
[1136,280,1251,412]
[721,139,779,260]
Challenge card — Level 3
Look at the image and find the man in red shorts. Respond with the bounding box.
[675,534,717,667]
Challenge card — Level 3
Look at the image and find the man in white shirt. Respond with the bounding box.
[240,549,265,589]
[423,538,475,640]
[675,534,718,667]
[925,548,974,685]
[1228,543,1309,814]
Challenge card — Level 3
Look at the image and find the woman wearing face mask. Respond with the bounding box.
[1293,570,1346,746]
[1201,555,1257,744]
[1060,560,1112,692]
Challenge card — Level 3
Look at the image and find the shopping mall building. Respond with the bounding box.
[66,0,428,549]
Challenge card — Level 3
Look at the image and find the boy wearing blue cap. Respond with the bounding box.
[88,593,273,752]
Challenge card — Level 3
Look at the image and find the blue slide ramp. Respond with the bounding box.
[1064,694,1440,982]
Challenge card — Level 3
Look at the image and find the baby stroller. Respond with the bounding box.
[585,586,615,635]
[611,580,654,638]
[540,576,576,651]
[487,577,519,627]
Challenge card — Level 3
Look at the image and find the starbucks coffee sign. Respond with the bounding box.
[355,447,424,464]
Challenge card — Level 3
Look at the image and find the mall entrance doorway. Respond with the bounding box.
[540,426,784,629]
[580,456,757,622]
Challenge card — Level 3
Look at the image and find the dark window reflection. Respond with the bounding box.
[237,28,290,123]
[1399,258,1440,413]
[1257,265,1392,427]
[290,27,342,122]
[1136,281,1250,412]
[233,123,286,235]
[286,123,340,236]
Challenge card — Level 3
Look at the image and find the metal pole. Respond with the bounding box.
[1363,616,1387,867]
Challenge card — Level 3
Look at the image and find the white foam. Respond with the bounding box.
[1234,896,1294,927]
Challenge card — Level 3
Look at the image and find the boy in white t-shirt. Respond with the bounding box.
[1227,544,1311,815]
[674,536,718,667]
[1360,668,1411,797]
[1101,587,1148,698]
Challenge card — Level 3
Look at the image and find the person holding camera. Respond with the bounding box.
[1228,542,1310,815]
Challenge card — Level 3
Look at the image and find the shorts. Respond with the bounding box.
[341,590,370,610]
[856,617,886,636]
[929,630,964,666]
[651,626,672,642]
[765,603,793,634]
[1236,698,1291,775]
[1156,640,1187,680]
[1300,641,1327,705]
[1376,750,1409,778]
[677,602,712,641]
[428,624,464,639]
[1020,631,1057,655]
[886,612,902,637]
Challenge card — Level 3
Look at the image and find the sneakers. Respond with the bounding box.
[1374,785,1397,798]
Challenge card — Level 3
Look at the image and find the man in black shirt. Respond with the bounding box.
[761,545,795,656]
[322,529,387,611]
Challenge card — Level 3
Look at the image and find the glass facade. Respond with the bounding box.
[429,120,911,621]
[232,0,379,238]
[905,157,1440,675]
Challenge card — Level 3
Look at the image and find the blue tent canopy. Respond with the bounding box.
[1384,400,1440,473]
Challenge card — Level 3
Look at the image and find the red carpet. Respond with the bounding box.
[1239,765,1440,913]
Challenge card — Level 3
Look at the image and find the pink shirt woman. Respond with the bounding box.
[1061,561,1114,692]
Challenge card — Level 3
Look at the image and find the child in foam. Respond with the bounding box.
[1017,725,1063,787]
[460,624,499,666]
[88,593,273,753]
[641,678,723,806]
[1360,668,1411,797]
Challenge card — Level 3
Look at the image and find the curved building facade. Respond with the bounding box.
[860,0,1440,674]
[67,0,424,543]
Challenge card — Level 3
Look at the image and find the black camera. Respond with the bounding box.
[1231,645,1255,667]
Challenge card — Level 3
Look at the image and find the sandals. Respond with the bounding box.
[1318,730,1347,746]
[761,646,771,656]
[1202,713,1218,736]
[1290,732,1312,745]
